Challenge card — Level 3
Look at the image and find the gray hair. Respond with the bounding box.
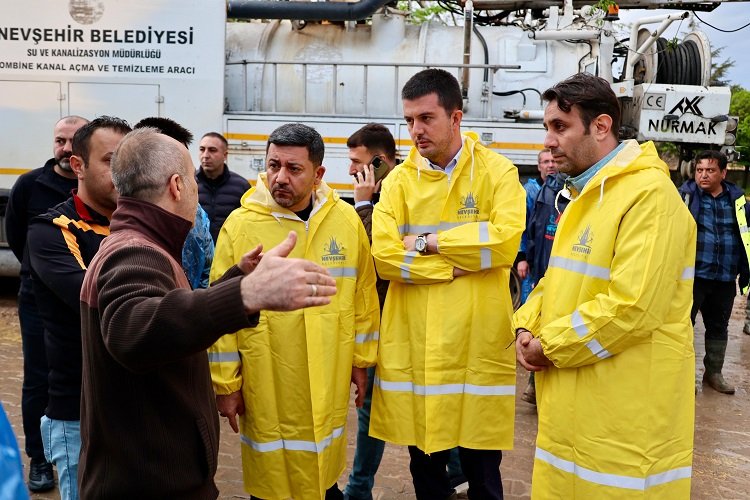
[111,127,188,201]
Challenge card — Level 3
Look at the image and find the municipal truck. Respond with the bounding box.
[0,0,741,275]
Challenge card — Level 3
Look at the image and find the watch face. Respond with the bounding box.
[415,236,426,252]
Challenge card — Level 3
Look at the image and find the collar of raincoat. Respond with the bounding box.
[565,139,667,203]
[403,131,480,184]
[241,171,337,222]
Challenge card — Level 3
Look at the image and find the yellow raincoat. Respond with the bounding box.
[209,174,380,499]
[370,131,525,453]
[513,140,696,499]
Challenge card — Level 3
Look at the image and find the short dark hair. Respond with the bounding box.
[201,132,228,149]
[72,116,132,165]
[134,117,193,148]
[401,68,463,113]
[695,150,728,170]
[542,73,621,139]
[347,123,397,162]
[267,123,324,167]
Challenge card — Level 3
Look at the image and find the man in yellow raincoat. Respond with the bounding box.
[514,73,696,499]
[371,68,525,499]
[208,123,380,500]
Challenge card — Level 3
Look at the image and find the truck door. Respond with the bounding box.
[68,82,161,126]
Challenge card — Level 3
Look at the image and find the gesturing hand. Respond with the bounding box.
[240,231,337,313]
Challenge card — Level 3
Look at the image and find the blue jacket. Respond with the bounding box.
[182,205,214,289]
[678,179,750,292]
[527,173,569,283]
[519,177,543,255]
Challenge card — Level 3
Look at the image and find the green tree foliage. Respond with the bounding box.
[396,1,451,25]
[730,85,750,165]
[711,47,735,86]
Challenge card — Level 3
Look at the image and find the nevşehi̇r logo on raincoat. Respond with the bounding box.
[322,236,347,264]
[458,192,480,220]
[572,225,593,255]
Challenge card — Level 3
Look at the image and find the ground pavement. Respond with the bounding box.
[1,278,748,499]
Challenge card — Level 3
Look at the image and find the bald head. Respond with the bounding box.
[112,128,198,221]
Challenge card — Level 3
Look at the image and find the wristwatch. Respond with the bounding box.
[415,233,429,254]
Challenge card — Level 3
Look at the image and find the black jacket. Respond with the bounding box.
[27,194,109,420]
[5,159,77,291]
[196,165,249,242]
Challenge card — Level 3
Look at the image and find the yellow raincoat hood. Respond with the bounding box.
[240,171,337,220]
[514,140,696,499]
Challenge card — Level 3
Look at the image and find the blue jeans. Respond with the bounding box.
[40,416,80,500]
[345,367,385,500]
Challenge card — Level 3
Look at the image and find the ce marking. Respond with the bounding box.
[643,94,666,111]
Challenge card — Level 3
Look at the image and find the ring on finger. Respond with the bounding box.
[311,284,318,297]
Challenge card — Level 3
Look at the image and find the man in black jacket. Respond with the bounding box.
[27,116,132,500]
[5,115,87,492]
[196,132,249,242]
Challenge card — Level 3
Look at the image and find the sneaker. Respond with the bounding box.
[28,458,55,492]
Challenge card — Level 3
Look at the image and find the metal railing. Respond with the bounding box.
[225,60,520,118]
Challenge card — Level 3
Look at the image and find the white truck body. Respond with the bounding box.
[0,0,739,275]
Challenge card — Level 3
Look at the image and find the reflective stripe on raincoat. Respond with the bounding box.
[513,140,696,499]
[370,131,524,453]
[208,174,380,500]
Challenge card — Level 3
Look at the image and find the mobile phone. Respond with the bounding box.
[371,156,388,183]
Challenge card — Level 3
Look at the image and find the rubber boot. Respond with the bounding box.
[703,340,735,394]
[521,372,536,405]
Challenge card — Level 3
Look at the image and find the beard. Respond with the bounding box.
[57,155,73,171]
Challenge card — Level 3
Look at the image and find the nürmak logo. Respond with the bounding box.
[322,237,346,263]
[668,96,704,116]
[458,192,480,219]
[572,225,593,255]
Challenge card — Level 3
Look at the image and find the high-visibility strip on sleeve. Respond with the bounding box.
[400,251,417,283]
[571,309,612,359]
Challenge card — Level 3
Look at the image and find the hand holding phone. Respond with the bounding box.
[370,156,388,183]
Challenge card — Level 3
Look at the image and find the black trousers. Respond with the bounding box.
[18,282,49,460]
[691,277,736,342]
[408,446,503,500]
